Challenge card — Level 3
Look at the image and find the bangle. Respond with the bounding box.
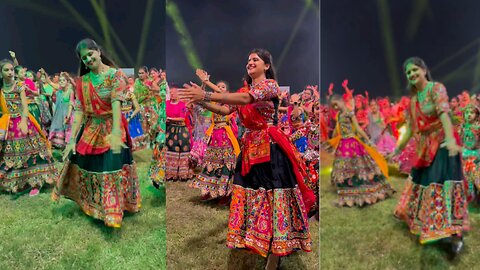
[204,91,212,102]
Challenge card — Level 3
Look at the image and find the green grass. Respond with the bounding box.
[166,181,319,270]
[320,151,480,270]
[0,149,166,270]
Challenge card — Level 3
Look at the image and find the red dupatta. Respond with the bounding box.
[238,87,316,212]
[75,74,130,155]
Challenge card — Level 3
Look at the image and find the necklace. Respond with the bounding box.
[417,82,431,104]
[2,81,14,92]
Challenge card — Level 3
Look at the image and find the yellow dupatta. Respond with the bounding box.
[205,113,240,157]
[0,88,46,142]
[328,113,389,178]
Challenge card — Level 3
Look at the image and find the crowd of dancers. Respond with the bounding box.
[323,57,480,258]
[0,42,318,269]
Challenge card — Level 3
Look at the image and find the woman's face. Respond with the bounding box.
[405,63,427,86]
[369,100,378,112]
[302,89,312,101]
[161,71,167,81]
[216,82,227,93]
[464,108,478,123]
[170,88,178,100]
[355,96,364,109]
[79,48,102,71]
[17,68,26,80]
[331,100,344,112]
[1,63,14,82]
[127,77,135,85]
[150,70,159,78]
[138,69,147,80]
[26,71,35,81]
[59,75,68,88]
[246,53,269,78]
[450,98,458,108]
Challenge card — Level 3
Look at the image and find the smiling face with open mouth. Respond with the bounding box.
[246,53,269,79]
[79,48,101,72]
[404,63,427,87]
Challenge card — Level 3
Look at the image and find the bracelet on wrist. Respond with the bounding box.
[204,91,212,102]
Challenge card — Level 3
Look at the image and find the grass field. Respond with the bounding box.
[166,181,319,270]
[0,149,166,270]
[320,151,480,270]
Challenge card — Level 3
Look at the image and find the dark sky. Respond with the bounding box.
[166,0,320,93]
[321,0,480,98]
[0,0,165,75]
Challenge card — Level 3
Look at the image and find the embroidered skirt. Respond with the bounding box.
[53,127,141,228]
[394,147,469,243]
[226,143,311,257]
[165,123,193,180]
[189,127,236,198]
[331,137,394,207]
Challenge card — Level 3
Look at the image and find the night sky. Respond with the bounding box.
[0,0,165,75]
[166,0,320,93]
[322,0,480,98]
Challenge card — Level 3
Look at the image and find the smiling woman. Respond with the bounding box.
[52,38,141,228]
[0,59,57,196]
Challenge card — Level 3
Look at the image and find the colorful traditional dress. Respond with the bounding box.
[53,68,141,228]
[367,111,396,156]
[122,91,146,151]
[226,79,314,257]
[328,111,394,207]
[134,78,154,144]
[38,83,53,133]
[166,100,193,180]
[394,82,468,243]
[149,82,167,186]
[0,81,57,193]
[189,110,240,198]
[48,87,73,148]
[24,79,42,126]
[460,119,480,198]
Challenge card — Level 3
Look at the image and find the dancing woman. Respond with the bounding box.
[53,39,141,228]
[189,72,240,200]
[0,59,57,196]
[328,95,394,207]
[179,49,314,269]
[48,72,74,149]
[389,57,467,256]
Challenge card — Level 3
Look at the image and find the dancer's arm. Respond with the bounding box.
[129,93,141,121]
[433,83,462,155]
[40,69,59,90]
[19,88,29,134]
[9,51,19,66]
[196,69,222,93]
[394,122,412,155]
[65,87,74,124]
[197,102,234,116]
[181,83,253,105]
[110,100,127,153]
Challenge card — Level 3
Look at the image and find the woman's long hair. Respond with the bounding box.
[402,57,433,96]
[75,38,117,76]
[243,48,277,85]
[0,59,14,89]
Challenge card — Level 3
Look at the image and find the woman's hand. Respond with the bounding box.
[19,118,28,135]
[195,69,210,82]
[63,142,76,161]
[178,82,205,104]
[107,132,127,154]
[441,138,462,156]
[9,51,16,59]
